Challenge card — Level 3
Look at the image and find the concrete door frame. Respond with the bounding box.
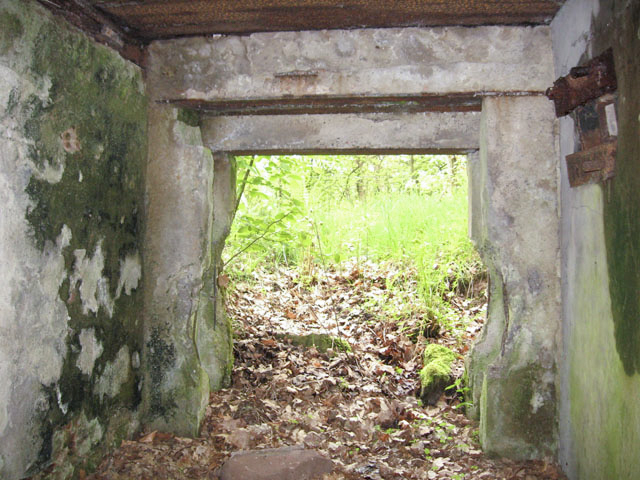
[141,24,561,460]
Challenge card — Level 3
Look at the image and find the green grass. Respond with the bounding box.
[315,190,478,322]
[312,190,472,266]
[224,154,483,330]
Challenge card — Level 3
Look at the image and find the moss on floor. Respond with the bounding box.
[278,333,352,353]
[419,344,456,405]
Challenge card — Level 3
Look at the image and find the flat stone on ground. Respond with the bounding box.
[219,446,333,480]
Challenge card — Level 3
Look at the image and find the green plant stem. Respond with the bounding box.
[224,212,292,268]
[233,156,256,224]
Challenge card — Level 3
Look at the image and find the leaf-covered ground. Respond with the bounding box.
[88,261,566,480]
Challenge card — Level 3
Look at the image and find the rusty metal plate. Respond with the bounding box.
[546,49,617,117]
[566,141,617,188]
[574,94,618,150]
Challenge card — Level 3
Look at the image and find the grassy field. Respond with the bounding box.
[224,154,483,330]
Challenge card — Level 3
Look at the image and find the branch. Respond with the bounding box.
[339,160,364,202]
[223,211,292,267]
[232,156,256,224]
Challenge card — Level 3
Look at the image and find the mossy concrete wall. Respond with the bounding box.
[0,0,147,478]
[553,0,640,478]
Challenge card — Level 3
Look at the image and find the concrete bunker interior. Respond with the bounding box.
[1,0,639,478]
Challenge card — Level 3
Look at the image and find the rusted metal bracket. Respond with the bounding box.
[546,49,617,117]
[566,93,618,187]
[574,94,618,150]
[547,50,618,187]
[566,141,617,187]
[37,0,146,67]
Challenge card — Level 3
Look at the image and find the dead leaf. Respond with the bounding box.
[139,431,157,443]
[218,274,230,288]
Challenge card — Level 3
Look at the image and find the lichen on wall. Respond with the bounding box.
[0,0,147,478]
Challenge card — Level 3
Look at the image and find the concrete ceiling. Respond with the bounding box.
[37,0,564,65]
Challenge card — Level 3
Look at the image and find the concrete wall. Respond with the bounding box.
[148,25,554,102]
[0,1,147,478]
[149,22,562,459]
[142,46,236,436]
[553,0,640,478]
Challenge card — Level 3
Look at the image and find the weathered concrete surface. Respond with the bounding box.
[467,151,483,241]
[553,0,640,478]
[148,26,554,101]
[141,105,210,436]
[467,95,560,459]
[220,446,334,480]
[196,152,235,391]
[201,112,479,153]
[0,1,146,478]
[141,106,234,436]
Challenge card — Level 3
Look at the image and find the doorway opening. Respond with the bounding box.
[224,152,486,340]
[217,153,495,477]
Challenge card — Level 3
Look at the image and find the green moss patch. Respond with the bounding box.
[21,9,147,371]
[603,4,640,376]
[177,108,201,128]
[278,333,352,353]
[0,11,22,54]
[419,344,456,405]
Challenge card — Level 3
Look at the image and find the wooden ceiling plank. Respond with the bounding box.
[94,0,562,37]
[42,0,564,52]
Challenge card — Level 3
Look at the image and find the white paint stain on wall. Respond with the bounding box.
[70,241,114,317]
[116,253,141,298]
[96,346,130,401]
[76,328,104,376]
[69,245,141,319]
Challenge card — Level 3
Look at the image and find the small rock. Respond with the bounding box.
[220,446,334,480]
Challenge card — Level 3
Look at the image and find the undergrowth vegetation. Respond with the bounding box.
[224,154,486,334]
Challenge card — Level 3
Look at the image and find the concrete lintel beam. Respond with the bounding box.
[200,112,480,153]
[147,26,554,101]
[162,93,484,116]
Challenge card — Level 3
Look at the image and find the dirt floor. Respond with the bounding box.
[85,261,567,480]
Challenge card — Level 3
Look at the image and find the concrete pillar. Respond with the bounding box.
[467,95,561,459]
[141,105,234,436]
[195,152,235,391]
